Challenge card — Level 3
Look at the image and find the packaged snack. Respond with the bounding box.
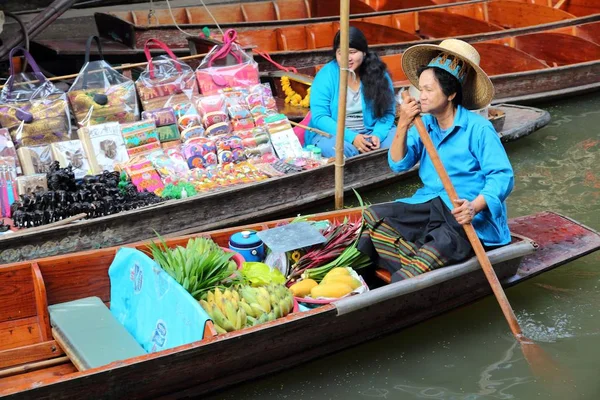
[157,125,180,142]
[141,107,177,127]
[120,120,160,149]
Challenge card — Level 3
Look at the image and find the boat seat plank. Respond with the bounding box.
[0,267,37,324]
[515,32,600,66]
[576,21,600,45]
[237,29,279,52]
[559,0,600,17]
[186,6,245,25]
[362,12,418,33]
[486,1,575,29]
[241,3,277,22]
[380,53,407,82]
[276,0,311,20]
[418,11,502,38]
[442,2,486,20]
[0,363,76,396]
[472,43,549,74]
[0,340,65,370]
[276,26,309,51]
[0,317,43,351]
[37,248,117,306]
[48,297,146,371]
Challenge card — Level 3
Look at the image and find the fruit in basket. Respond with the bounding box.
[310,282,354,299]
[290,279,318,297]
[321,274,361,289]
[200,284,295,334]
[323,267,351,280]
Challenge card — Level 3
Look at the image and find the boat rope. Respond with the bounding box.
[252,49,298,74]
[163,0,225,38]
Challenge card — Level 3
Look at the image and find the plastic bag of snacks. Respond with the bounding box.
[68,36,139,127]
[0,47,71,148]
[236,127,276,161]
[135,39,198,111]
[195,29,260,95]
[215,135,245,164]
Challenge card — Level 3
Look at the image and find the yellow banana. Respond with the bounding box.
[250,302,267,318]
[231,290,240,303]
[236,308,246,330]
[239,299,254,317]
[224,299,238,329]
[199,300,213,318]
[211,305,236,332]
[214,287,223,305]
[240,286,258,305]
[207,291,215,303]
[223,289,232,300]
[230,296,239,311]
[257,294,272,313]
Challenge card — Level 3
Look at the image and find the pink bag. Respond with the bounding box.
[293,112,311,147]
[195,30,260,96]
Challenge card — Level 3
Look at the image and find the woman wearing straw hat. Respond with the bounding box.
[358,39,514,283]
[307,27,396,158]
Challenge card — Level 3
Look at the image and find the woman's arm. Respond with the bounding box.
[387,96,423,172]
[310,64,360,144]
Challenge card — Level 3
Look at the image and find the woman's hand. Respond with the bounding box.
[451,199,476,225]
[398,96,421,129]
[353,134,378,153]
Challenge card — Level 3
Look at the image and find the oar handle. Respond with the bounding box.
[401,91,524,339]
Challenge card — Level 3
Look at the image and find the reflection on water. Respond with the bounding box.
[206,93,600,400]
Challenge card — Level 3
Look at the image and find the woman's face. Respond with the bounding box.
[336,48,364,72]
[418,68,454,114]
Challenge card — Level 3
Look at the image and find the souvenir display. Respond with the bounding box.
[17,145,55,175]
[68,36,138,127]
[78,122,129,174]
[264,114,304,159]
[0,128,22,174]
[0,47,71,148]
[135,39,198,111]
[16,174,47,196]
[120,120,160,149]
[50,140,91,179]
[195,29,260,95]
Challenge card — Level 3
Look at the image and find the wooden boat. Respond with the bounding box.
[179,0,600,60]
[1,207,599,398]
[0,103,549,264]
[268,19,600,106]
[95,0,488,48]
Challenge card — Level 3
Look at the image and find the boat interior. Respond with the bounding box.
[0,208,537,395]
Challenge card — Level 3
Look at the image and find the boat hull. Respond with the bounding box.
[0,105,550,263]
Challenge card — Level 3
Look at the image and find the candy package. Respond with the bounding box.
[182,137,218,169]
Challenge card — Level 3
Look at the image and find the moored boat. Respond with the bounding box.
[0,104,549,264]
[270,19,600,105]
[0,208,598,398]
[182,0,600,63]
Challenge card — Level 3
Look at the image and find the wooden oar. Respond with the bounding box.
[400,91,558,377]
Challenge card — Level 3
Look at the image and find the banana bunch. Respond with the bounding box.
[281,76,310,108]
[200,285,295,335]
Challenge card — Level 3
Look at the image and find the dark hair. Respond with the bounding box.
[417,65,463,108]
[333,27,394,119]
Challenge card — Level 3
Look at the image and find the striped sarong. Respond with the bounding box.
[358,198,473,283]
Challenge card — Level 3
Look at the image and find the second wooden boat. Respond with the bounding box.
[0,104,549,263]
[1,207,598,398]
[269,19,600,106]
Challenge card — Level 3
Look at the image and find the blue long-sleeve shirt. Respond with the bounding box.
[308,60,396,145]
[389,105,514,246]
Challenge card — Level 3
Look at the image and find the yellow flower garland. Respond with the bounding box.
[281,76,310,108]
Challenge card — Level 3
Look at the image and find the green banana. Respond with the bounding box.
[250,302,267,318]
[239,299,254,317]
[213,323,227,335]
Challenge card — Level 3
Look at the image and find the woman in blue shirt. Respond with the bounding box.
[308,27,396,158]
[358,39,514,283]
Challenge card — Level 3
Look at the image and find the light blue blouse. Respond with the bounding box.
[388,105,514,246]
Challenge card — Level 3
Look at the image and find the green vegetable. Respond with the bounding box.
[241,262,285,287]
[147,234,241,299]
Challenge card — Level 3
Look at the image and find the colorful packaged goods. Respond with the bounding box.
[0,128,22,174]
[120,120,160,149]
[182,137,218,169]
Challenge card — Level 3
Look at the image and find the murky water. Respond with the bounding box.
[208,93,600,400]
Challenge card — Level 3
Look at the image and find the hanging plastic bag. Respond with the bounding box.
[195,30,260,96]
[68,36,139,128]
[135,38,199,111]
[0,47,71,148]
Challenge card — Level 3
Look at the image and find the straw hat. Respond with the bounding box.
[401,39,494,110]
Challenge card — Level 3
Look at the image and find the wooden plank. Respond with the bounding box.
[0,318,41,351]
[31,263,51,341]
[0,267,36,323]
[0,341,65,370]
[0,363,76,396]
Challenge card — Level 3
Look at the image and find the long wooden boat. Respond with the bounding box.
[268,19,600,106]
[1,207,599,398]
[0,103,549,264]
[95,0,487,48]
[184,1,600,73]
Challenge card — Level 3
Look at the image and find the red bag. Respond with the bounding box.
[135,39,198,111]
[195,30,260,96]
